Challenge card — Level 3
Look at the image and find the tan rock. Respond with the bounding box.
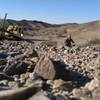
[85,78,99,91]
[28,91,50,100]
[92,87,100,100]
[73,88,92,100]
[34,55,56,80]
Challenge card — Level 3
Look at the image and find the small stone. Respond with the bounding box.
[85,78,100,91]
[72,88,92,100]
[8,81,20,89]
[0,80,8,86]
[52,79,66,89]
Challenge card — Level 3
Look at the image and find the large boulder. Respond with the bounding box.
[0,53,8,59]
[34,55,56,80]
[34,55,70,80]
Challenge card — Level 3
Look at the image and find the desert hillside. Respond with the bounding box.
[0,19,100,45]
[0,19,100,100]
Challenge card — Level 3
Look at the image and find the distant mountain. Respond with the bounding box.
[0,19,100,44]
[0,19,80,35]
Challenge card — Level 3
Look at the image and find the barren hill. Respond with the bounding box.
[0,19,100,45]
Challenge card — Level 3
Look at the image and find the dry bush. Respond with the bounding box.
[40,40,57,47]
[82,38,100,47]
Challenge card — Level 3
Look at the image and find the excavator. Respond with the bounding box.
[0,13,48,42]
[0,13,24,40]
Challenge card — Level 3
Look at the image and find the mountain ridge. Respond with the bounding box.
[0,19,100,45]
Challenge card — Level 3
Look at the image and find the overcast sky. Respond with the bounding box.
[0,0,100,24]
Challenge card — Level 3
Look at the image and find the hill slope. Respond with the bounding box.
[0,19,100,45]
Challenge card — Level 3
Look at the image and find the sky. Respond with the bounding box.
[0,0,100,24]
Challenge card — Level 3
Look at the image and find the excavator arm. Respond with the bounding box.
[0,13,7,39]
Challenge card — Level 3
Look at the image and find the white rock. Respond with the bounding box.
[85,78,100,91]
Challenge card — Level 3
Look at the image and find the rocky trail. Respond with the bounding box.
[0,40,99,100]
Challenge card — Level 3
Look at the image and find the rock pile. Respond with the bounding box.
[0,40,99,100]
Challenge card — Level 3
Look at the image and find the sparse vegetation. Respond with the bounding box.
[82,38,100,47]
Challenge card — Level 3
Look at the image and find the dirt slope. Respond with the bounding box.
[0,19,100,45]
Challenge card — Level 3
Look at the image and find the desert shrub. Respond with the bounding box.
[82,38,100,47]
[40,40,57,47]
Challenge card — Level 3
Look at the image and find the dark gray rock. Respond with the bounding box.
[0,59,7,66]
[3,61,29,75]
[0,53,8,59]
[28,91,50,100]
[7,52,21,57]
[28,49,38,57]
[0,72,14,81]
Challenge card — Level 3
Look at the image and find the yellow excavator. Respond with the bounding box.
[0,13,48,42]
[0,13,24,40]
[5,25,24,39]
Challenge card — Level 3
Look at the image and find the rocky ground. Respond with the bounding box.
[0,40,99,100]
